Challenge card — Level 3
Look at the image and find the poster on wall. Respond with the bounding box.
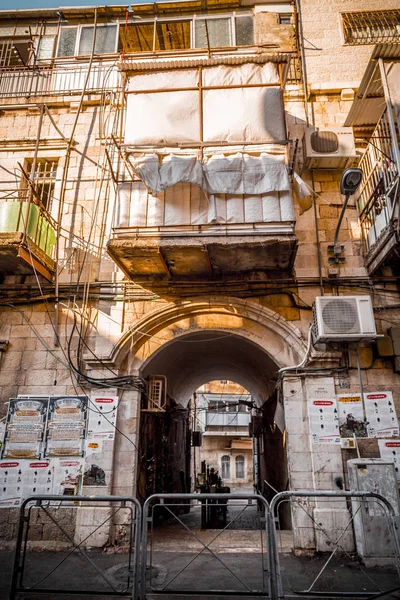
[87,396,118,441]
[45,397,88,457]
[0,460,53,507]
[52,458,84,496]
[1,398,49,459]
[83,395,118,486]
[337,394,368,438]
[364,391,399,438]
[308,398,340,444]
[378,439,400,482]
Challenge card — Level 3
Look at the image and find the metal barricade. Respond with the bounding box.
[141,492,271,599]
[268,491,400,600]
[9,494,141,600]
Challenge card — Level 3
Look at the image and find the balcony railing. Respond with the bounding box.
[0,189,57,262]
[0,63,120,98]
[356,107,399,254]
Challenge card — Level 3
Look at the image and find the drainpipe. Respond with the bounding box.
[294,0,310,126]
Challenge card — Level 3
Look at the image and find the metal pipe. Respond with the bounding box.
[333,192,351,248]
[311,170,324,295]
[54,7,98,346]
[294,0,310,126]
[127,82,283,94]
[278,325,313,376]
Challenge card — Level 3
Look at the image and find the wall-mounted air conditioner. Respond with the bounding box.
[144,375,167,411]
[303,127,358,169]
[313,296,377,343]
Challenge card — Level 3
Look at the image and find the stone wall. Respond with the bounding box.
[300,0,400,87]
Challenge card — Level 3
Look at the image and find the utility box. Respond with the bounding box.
[347,459,400,566]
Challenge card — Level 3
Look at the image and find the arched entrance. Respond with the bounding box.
[89,296,308,509]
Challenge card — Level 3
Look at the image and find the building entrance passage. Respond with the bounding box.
[141,492,272,599]
[138,330,289,510]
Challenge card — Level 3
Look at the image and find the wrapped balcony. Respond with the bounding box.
[345,44,400,275]
[0,191,56,280]
[107,54,297,293]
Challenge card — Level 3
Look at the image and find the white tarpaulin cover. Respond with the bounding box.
[117,181,294,227]
[125,63,285,146]
[131,152,290,195]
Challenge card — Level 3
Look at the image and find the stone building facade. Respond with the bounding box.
[0,0,399,552]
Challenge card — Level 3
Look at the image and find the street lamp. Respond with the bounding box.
[329,168,363,264]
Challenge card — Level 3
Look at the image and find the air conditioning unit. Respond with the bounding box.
[144,375,167,411]
[313,296,377,343]
[303,127,358,169]
[192,431,203,447]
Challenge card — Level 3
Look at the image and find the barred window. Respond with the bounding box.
[24,159,59,211]
[341,10,400,45]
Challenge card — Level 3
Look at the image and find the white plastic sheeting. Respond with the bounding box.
[131,152,290,195]
[116,182,294,228]
[125,63,285,146]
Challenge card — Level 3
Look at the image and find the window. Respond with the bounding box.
[278,14,292,25]
[235,455,245,479]
[155,21,191,51]
[57,25,118,57]
[235,16,254,45]
[33,36,55,63]
[195,18,232,48]
[57,28,78,57]
[341,10,400,45]
[119,14,254,54]
[78,25,118,55]
[221,455,230,479]
[24,159,59,211]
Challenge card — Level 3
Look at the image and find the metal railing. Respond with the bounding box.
[0,190,57,260]
[141,492,271,598]
[355,107,400,253]
[268,490,400,600]
[9,494,142,600]
[0,62,120,98]
[341,9,400,45]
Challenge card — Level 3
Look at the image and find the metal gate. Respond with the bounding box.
[9,494,141,600]
[268,491,400,600]
[141,492,271,598]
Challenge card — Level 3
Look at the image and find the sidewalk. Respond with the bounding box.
[1,547,398,600]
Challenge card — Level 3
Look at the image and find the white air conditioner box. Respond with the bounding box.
[303,127,358,169]
[313,295,377,343]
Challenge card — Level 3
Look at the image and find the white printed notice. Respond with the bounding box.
[364,391,399,437]
[88,396,118,441]
[337,394,368,438]
[0,460,53,508]
[45,396,88,457]
[2,398,48,459]
[378,439,400,482]
[308,398,340,444]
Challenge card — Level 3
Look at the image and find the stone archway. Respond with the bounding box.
[91,296,308,376]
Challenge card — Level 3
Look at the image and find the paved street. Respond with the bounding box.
[0,547,399,599]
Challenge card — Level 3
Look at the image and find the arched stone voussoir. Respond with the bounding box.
[85,296,308,372]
